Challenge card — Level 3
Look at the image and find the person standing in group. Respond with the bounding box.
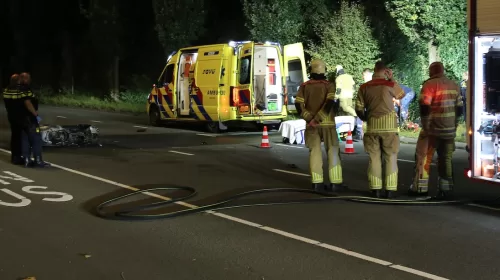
[409,62,463,198]
[18,72,50,168]
[295,59,346,192]
[355,61,405,198]
[2,74,24,165]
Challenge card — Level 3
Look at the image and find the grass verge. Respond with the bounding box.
[39,92,145,115]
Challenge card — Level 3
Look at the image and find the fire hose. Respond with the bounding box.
[94,187,500,221]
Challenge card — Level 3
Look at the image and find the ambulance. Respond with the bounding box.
[147,41,308,132]
[465,0,500,182]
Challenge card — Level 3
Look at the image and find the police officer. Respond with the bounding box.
[355,61,405,198]
[295,59,346,192]
[409,62,463,198]
[19,72,50,167]
[3,74,24,164]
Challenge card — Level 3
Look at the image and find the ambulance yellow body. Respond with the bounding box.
[147,41,307,132]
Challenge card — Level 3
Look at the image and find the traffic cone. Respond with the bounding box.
[260,126,271,148]
[344,130,355,154]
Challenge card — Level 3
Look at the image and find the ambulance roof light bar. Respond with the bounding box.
[229,41,251,47]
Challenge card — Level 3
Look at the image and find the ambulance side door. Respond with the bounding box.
[157,53,179,118]
[236,42,254,115]
[283,43,308,113]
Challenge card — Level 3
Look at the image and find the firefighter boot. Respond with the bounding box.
[371,189,383,198]
[385,190,396,199]
[312,183,326,192]
[327,183,348,192]
[33,156,51,168]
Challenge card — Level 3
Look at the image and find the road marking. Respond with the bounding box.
[197,133,217,137]
[0,189,31,207]
[91,120,102,123]
[276,144,304,149]
[56,116,67,119]
[273,169,310,177]
[467,203,500,211]
[133,126,148,129]
[168,150,195,156]
[0,148,449,280]
[390,265,448,280]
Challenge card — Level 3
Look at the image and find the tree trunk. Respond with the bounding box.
[428,41,440,65]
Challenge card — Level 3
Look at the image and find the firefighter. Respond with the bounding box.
[19,72,50,167]
[355,61,405,198]
[336,65,363,139]
[409,62,463,198]
[295,59,346,192]
[3,74,24,165]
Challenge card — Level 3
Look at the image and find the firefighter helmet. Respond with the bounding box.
[310,59,326,74]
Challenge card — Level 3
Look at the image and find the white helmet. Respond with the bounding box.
[310,59,326,74]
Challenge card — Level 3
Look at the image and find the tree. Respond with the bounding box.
[385,0,468,81]
[152,0,206,58]
[241,0,303,45]
[308,0,381,85]
[80,0,122,97]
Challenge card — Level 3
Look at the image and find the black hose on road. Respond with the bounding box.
[95,187,500,221]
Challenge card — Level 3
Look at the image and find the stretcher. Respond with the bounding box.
[40,124,100,147]
[279,116,356,145]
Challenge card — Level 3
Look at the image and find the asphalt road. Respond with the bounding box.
[1,104,500,280]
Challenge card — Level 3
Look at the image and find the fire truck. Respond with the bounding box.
[466,0,500,181]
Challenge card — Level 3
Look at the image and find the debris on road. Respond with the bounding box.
[80,253,92,259]
[40,124,100,147]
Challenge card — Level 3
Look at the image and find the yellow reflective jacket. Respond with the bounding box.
[335,73,355,99]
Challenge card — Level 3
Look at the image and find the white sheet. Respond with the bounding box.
[279,116,356,145]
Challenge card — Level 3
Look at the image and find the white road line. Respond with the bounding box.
[276,144,304,149]
[56,116,67,119]
[168,150,195,156]
[133,125,148,129]
[197,133,217,137]
[467,203,500,211]
[91,120,102,123]
[273,169,310,177]
[0,147,450,280]
[390,265,449,280]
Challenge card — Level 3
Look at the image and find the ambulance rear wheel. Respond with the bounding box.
[149,105,161,127]
[206,122,220,133]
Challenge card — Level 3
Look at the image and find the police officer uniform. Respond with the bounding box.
[295,59,345,192]
[19,82,50,168]
[355,65,405,198]
[3,75,25,164]
[410,62,462,198]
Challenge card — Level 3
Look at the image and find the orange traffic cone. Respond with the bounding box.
[344,130,355,154]
[260,126,271,148]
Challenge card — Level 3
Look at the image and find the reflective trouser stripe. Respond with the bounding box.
[311,172,323,184]
[412,134,455,192]
[368,174,382,189]
[328,160,343,184]
[364,133,399,190]
[306,127,343,184]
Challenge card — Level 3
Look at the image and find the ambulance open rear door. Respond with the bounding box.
[234,42,255,115]
[283,43,308,113]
